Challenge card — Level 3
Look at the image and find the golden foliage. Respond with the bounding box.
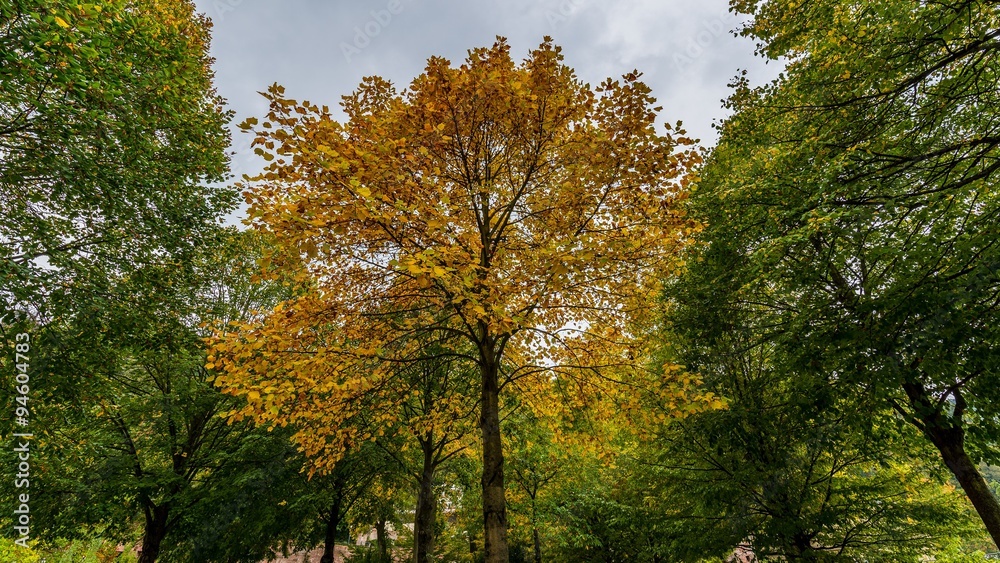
[210,37,708,473]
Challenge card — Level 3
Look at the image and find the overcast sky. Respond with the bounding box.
[192,0,782,182]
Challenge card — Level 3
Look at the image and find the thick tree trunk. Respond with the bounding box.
[481,357,509,563]
[533,527,541,563]
[926,421,1000,548]
[376,518,388,562]
[320,490,344,563]
[414,443,437,563]
[138,504,170,563]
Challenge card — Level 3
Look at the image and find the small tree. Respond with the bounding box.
[12,232,304,563]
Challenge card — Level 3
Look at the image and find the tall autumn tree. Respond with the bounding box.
[211,37,699,562]
[689,0,1000,547]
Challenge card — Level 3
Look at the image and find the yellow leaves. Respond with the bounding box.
[54,16,71,28]
[216,38,706,473]
[300,238,318,258]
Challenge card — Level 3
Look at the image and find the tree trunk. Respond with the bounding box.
[481,356,509,563]
[414,443,437,563]
[138,504,170,563]
[925,419,1000,548]
[376,518,388,562]
[533,527,541,563]
[902,380,1000,548]
[320,489,344,563]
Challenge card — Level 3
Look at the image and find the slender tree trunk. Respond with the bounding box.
[321,488,344,563]
[530,499,541,563]
[138,504,170,563]
[376,518,388,562]
[414,442,437,563]
[904,381,1000,548]
[925,419,1000,548]
[480,355,509,563]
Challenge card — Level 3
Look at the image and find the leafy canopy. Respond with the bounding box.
[211,37,705,471]
[0,0,236,315]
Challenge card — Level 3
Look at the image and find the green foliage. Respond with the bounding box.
[0,3,243,561]
[38,538,139,563]
[0,0,237,318]
[432,454,486,563]
[0,537,41,563]
[658,237,987,559]
[678,0,1000,549]
[542,450,674,563]
[0,231,324,562]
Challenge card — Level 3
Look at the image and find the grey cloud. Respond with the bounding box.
[194,0,780,180]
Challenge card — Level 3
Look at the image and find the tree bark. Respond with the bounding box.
[905,382,1000,548]
[320,487,344,563]
[481,355,509,563]
[138,504,170,563]
[924,416,1000,548]
[414,442,437,563]
[533,527,541,563]
[376,518,388,562]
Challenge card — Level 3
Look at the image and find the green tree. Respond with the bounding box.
[0,0,236,317]
[658,286,981,560]
[373,345,478,563]
[1,3,237,553]
[690,0,1000,547]
[505,409,561,563]
[541,443,665,563]
[3,232,312,563]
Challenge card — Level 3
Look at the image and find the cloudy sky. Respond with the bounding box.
[191,0,782,181]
